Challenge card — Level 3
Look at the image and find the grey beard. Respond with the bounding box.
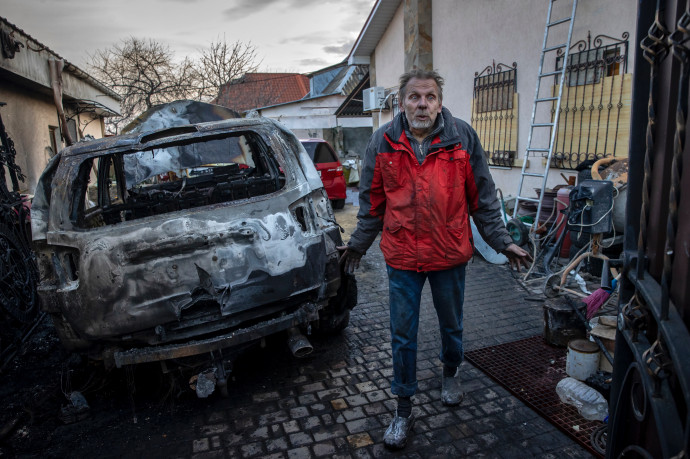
[408,116,433,130]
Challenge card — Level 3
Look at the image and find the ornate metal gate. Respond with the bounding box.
[607,0,690,457]
[0,103,38,324]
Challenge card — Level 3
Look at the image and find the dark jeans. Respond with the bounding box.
[386,263,467,397]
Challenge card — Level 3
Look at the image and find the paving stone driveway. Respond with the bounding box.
[70,204,592,458]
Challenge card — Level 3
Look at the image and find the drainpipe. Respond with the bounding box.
[48,58,74,147]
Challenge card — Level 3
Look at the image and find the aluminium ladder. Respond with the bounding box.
[512,0,578,243]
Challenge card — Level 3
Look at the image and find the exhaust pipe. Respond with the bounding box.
[287,327,313,358]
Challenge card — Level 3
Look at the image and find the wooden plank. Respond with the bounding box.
[551,73,632,167]
[471,93,519,161]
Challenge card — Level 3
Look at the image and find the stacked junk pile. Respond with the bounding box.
[506,157,629,454]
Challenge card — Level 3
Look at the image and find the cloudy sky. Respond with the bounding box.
[3,0,375,73]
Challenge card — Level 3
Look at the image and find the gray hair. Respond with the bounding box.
[399,69,445,101]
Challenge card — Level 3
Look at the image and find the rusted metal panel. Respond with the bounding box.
[113,302,320,367]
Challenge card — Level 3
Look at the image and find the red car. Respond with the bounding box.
[300,139,347,209]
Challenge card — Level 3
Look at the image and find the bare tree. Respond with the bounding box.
[89,37,198,134]
[90,37,259,134]
[194,37,261,101]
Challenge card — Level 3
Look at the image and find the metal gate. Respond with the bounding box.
[607,0,690,457]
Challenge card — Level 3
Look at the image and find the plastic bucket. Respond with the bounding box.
[566,339,600,381]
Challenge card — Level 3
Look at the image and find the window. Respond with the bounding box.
[66,118,78,143]
[471,61,518,167]
[556,47,622,87]
[49,126,60,156]
[301,142,338,164]
[72,132,285,228]
[551,31,631,169]
[474,67,515,113]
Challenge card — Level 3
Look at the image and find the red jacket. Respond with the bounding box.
[349,108,512,271]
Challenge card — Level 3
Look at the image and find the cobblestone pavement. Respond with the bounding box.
[68,204,592,458]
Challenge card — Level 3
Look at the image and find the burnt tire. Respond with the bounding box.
[331,198,346,210]
[319,273,357,334]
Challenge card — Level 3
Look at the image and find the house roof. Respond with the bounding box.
[251,63,368,113]
[335,72,370,117]
[214,73,310,113]
[0,15,121,103]
[347,0,402,65]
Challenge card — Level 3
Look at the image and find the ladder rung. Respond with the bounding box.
[523,172,547,178]
[547,17,572,27]
[532,123,555,127]
[527,148,551,152]
[543,43,567,52]
[517,196,540,203]
[538,70,564,78]
[535,97,558,102]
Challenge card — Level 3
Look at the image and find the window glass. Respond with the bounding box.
[313,144,337,164]
[301,142,316,161]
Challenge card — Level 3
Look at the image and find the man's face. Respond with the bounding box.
[400,77,442,133]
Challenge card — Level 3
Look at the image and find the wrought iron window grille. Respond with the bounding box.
[550,31,631,170]
[471,61,518,168]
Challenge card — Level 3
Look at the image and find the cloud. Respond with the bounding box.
[222,0,278,18]
[279,32,325,45]
[322,40,354,56]
[298,57,330,67]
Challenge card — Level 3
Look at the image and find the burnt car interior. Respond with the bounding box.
[70,131,286,228]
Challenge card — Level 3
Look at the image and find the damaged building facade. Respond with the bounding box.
[0,16,121,195]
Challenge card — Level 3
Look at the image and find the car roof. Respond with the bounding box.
[59,117,282,159]
[298,138,327,143]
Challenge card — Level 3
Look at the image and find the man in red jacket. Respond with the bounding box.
[339,69,531,449]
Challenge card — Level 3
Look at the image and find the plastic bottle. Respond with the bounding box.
[555,377,608,421]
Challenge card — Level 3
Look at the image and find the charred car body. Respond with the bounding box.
[31,112,355,372]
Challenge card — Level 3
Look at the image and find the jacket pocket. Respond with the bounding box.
[445,220,473,262]
[435,149,466,188]
[381,221,405,264]
[379,154,400,190]
[385,221,403,235]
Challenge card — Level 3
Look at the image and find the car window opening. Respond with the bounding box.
[73,132,286,228]
[301,141,337,164]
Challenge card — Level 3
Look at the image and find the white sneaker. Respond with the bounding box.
[441,369,464,406]
[383,411,415,449]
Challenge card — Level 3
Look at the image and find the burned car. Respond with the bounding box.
[30,113,355,375]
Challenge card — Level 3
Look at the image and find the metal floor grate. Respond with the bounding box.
[465,335,603,457]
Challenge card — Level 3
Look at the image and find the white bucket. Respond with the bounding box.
[566,339,600,381]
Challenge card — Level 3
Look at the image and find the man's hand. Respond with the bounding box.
[337,245,363,274]
[502,243,533,272]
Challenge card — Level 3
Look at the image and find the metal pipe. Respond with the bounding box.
[287,327,313,358]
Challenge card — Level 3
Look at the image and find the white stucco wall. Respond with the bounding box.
[260,95,372,132]
[372,3,405,128]
[432,0,638,197]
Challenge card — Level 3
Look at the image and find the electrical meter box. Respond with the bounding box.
[567,180,614,234]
